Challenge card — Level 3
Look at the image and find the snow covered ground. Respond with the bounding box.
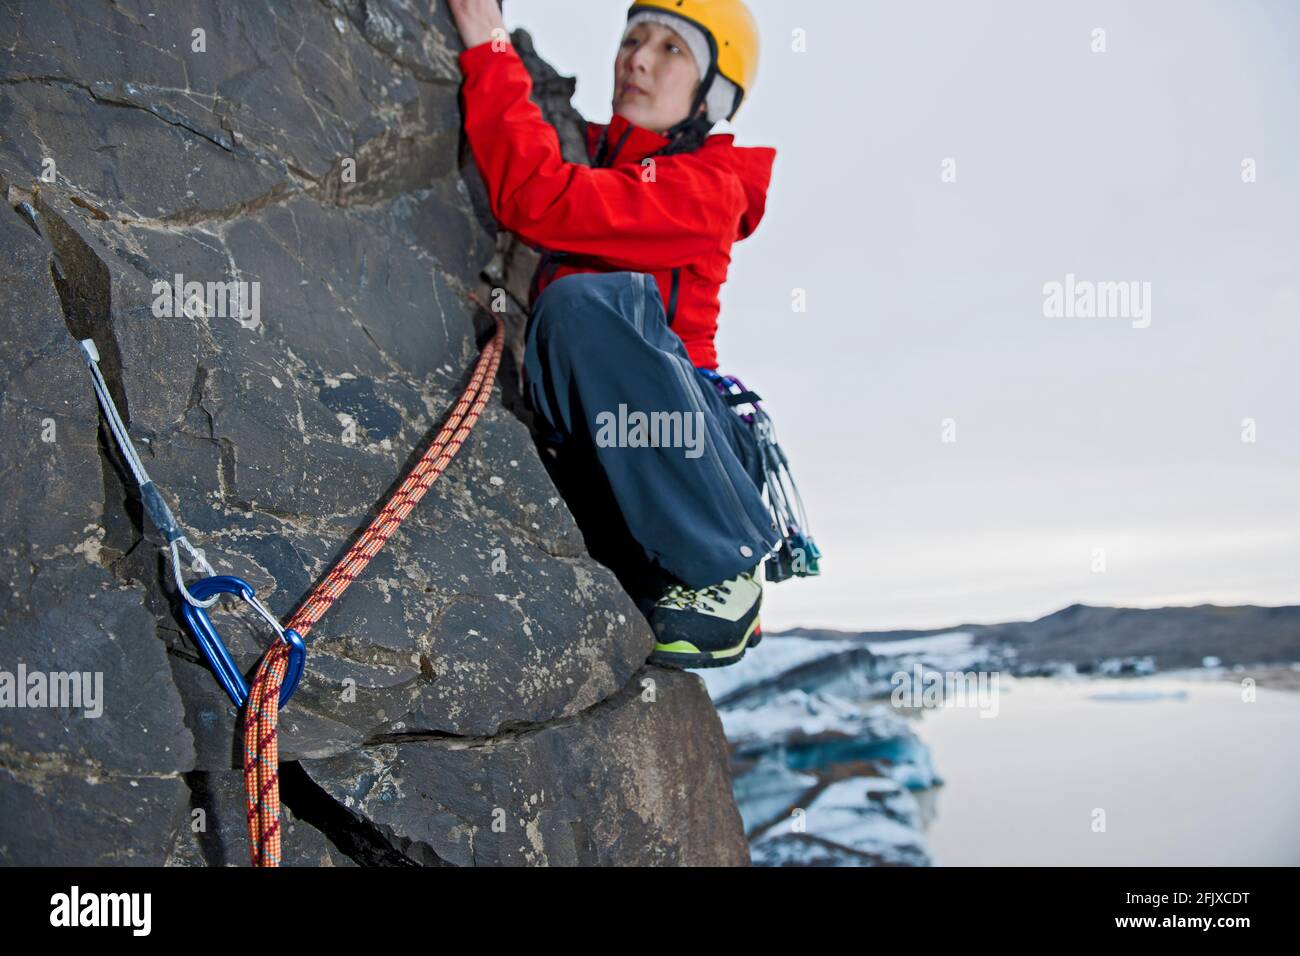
[698,635,868,701]
[749,776,932,867]
[702,631,989,866]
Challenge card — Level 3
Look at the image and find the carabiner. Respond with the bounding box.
[180,575,306,710]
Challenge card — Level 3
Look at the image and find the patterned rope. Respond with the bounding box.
[243,308,504,867]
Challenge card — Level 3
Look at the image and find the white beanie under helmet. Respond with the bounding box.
[623,10,740,125]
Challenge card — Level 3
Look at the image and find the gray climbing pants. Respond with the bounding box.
[523,271,779,591]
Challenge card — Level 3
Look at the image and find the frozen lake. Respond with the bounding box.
[914,673,1300,865]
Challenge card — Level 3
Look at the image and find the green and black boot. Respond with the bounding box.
[647,564,763,669]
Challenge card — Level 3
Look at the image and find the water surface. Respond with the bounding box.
[915,674,1300,865]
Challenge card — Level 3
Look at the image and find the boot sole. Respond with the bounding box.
[648,616,762,670]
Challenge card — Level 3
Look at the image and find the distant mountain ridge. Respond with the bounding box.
[776,603,1300,670]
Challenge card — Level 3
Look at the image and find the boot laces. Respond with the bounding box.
[658,570,751,611]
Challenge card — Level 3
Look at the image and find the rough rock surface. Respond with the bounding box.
[0,0,747,865]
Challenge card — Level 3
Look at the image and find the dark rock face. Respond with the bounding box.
[0,1,747,866]
[300,668,747,866]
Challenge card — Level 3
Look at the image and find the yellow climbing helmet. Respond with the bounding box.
[627,0,760,121]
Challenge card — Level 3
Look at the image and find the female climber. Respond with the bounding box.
[450,0,780,668]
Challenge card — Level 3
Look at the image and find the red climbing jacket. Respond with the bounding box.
[457,39,776,371]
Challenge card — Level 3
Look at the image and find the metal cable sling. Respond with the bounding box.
[78,340,221,609]
[244,306,505,867]
[78,339,309,708]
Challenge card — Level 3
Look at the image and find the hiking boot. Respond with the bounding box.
[647,564,763,669]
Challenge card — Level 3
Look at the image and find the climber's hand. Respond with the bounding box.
[448,0,507,51]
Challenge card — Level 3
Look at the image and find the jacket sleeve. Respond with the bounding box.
[458,40,742,270]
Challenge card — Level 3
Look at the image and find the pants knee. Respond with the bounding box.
[532,271,651,352]
[532,274,607,341]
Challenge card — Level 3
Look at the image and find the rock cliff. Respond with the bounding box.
[0,0,747,866]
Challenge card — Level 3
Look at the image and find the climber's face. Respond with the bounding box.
[613,21,704,135]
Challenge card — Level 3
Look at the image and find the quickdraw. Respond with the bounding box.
[78,304,505,866]
[78,339,303,711]
[697,367,822,582]
[78,340,220,609]
[180,576,306,709]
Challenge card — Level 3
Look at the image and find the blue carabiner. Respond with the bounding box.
[180,575,306,710]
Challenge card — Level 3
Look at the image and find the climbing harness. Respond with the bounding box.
[78,304,505,867]
[696,367,822,582]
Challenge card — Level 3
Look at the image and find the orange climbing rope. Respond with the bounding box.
[243,306,505,867]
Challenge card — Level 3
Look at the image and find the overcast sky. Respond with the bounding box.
[502,0,1300,631]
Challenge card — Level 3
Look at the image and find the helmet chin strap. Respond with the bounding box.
[663,59,718,140]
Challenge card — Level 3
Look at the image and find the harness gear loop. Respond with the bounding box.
[696,367,821,580]
[242,309,506,867]
[77,339,221,610]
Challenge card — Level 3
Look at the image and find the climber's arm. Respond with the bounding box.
[448,0,504,49]
[457,40,741,271]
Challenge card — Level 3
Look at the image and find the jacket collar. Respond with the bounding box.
[585,112,673,167]
[583,113,778,242]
